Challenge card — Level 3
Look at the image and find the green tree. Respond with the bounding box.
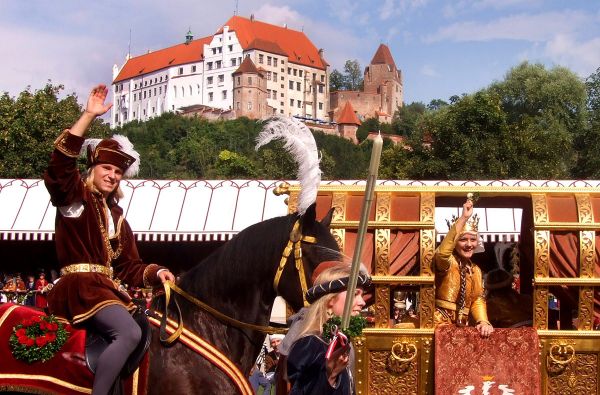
[343,60,363,91]
[573,67,600,178]
[0,83,109,178]
[214,149,257,178]
[489,62,587,178]
[329,69,345,92]
[392,102,426,136]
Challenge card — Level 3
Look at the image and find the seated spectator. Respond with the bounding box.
[485,268,533,328]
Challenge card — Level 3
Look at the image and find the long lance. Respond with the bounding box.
[341,132,383,329]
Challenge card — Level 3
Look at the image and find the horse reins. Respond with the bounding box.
[157,218,316,344]
[273,219,317,308]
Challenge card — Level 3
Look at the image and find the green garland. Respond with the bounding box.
[322,315,367,343]
[9,315,70,364]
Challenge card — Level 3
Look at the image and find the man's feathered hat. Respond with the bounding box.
[81,135,140,178]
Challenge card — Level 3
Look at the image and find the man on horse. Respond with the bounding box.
[44,84,175,395]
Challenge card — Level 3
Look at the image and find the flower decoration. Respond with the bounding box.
[9,315,69,363]
[322,315,367,343]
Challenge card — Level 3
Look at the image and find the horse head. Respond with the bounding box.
[275,203,341,312]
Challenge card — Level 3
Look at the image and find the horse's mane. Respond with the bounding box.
[178,213,296,299]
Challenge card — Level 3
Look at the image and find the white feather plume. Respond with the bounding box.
[256,117,321,215]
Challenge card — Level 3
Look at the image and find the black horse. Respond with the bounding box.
[147,203,340,394]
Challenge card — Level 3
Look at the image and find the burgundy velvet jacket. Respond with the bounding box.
[44,130,164,324]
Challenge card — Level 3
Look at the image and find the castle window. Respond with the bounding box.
[154,88,157,95]
[236,102,240,110]
[181,86,185,97]
[231,58,237,67]
[297,100,302,108]
[296,82,301,91]
[248,77,252,85]
[267,56,272,66]
[259,54,264,64]
[288,67,291,75]
[237,77,241,85]
[212,48,216,55]
[299,70,303,77]
[247,102,252,110]
[274,58,278,66]
[289,81,293,89]
[216,61,222,69]
[218,74,224,83]
[318,85,324,93]
[143,91,146,99]
[319,102,323,110]
[273,72,278,82]
[266,71,271,80]
[178,67,183,75]
[222,90,227,99]
[228,45,233,51]
[208,92,213,101]
[293,69,297,76]
[290,99,294,106]
[207,76,213,85]
[192,65,197,73]
[207,62,213,70]
[321,75,325,82]
[173,86,177,98]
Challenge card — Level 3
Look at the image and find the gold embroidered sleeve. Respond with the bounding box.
[434,223,458,272]
[53,130,84,158]
[143,264,164,288]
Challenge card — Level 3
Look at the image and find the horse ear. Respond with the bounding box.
[301,203,317,226]
[320,207,334,228]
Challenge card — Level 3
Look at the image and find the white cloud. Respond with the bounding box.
[420,64,440,77]
[380,0,429,21]
[425,11,590,43]
[326,0,361,24]
[544,34,600,77]
[254,4,304,28]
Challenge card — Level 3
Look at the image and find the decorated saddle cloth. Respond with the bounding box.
[0,303,149,395]
[435,326,541,394]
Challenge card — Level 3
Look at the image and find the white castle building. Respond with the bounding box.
[111,15,330,128]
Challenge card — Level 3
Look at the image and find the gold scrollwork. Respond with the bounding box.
[546,342,576,375]
[274,182,290,197]
[420,192,435,224]
[391,342,418,362]
[287,191,299,214]
[331,192,346,222]
[419,285,435,329]
[376,192,391,222]
[575,194,594,224]
[532,194,549,224]
[534,230,550,278]
[374,286,390,328]
[533,287,548,330]
[578,287,594,330]
[387,340,419,375]
[420,229,434,276]
[375,229,390,275]
[579,230,595,278]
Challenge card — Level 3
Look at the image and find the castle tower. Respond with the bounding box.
[232,56,269,119]
[363,44,403,119]
[336,101,361,144]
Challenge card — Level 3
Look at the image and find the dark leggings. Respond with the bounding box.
[89,304,141,395]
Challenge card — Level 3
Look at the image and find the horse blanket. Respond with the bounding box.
[0,303,148,395]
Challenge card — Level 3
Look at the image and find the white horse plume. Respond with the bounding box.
[256,117,321,216]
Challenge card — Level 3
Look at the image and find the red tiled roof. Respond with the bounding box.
[114,36,212,83]
[370,44,396,70]
[219,16,326,70]
[233,56,261,75]
[337,101,361,125]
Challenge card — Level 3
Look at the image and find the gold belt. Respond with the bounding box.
[60,263,113,279]
[435,299,470,314]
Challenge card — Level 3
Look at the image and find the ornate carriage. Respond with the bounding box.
[282,180,600,395]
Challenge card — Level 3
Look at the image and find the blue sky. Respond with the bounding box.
[1,0,599,106]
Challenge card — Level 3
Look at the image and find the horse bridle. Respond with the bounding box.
[272,219,317,308]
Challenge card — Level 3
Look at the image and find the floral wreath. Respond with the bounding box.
[9,315,69,364]
[322,315,367,343]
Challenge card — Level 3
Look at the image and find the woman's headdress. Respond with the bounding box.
[305,267,371,304]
